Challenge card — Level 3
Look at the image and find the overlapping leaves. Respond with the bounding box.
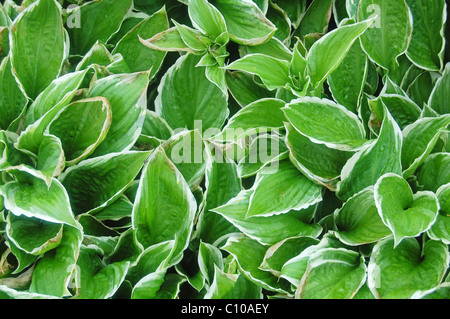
[0,0,448,300]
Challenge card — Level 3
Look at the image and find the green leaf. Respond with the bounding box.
[0,167,78,228]
[212,0,276,45]
[374,173,439,246]
[193,146,241,245]
[226,54,290,91]
[10,0,66,99]
[237,133,288,178]
[260,236,319,277]
[428,183,450,244]
[428,63,450,114]
[67,0,133,55]
[204,265,263,299]
[47,97,112,165]
[417,153,450,193]
[221,235,292,294]
[6,213,62,256]
[378,94,421,130]
[247,160,323,218]
[368,237,448,299]
[405,0,446,71]
[0,55,28,131]
[163,130,206,189]
[36,134,65,183]
[59,150,150,215]
[333,188,392,245]
[327,39,368,113]
[27,226,82,297]
[212,189,322,245]
[198,241,224,285]
[225,71,275,107]
[132,147,197,264]
[139,27,196,53]
[87,71,150,156]
[401,115,450,178]
[188,0,227,40]
[295,248,366,299]
[358,0,412,72]
[112,7,169,77]
[285,122,353,187]
[337,106,403,201]
[283,97,367,151]
[213,98,286,142]
[156,54,228,133]
[306,18,373,87]
[75,246,130,299]
[23,69,89,127]
[293,0,333,37]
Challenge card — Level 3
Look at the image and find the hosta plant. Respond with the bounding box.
[0,0,449,300]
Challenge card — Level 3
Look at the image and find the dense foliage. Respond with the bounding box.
[0,0,449,299]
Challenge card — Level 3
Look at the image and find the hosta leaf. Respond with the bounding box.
[306,18,373,88]
[0,56,28,131]
[194,146,241,245]
[237,133,288,178]
[198,241,224,285]
[139,27,195,53]
[188,0,227,40]
[333,188,391,246]
[75,246,130,299]
[428,63,450,115]
[125,240,176,285]
[417,153,450,193]
[6,214,62,256]
[23,69,89,127]
[283,97,367,151]
[247,160,323,218]
[155,54,228,133]
[29,226,82,297]
[244,37,293,62]
[213,98,286,142]
[378,94,421,130]
[75,41,114,71]
[225,71,275,107]
[10,0,66,99]
[293,0,333,37]
[374,173,439,246]
[401,115,450,178]
[87,71,149,156]
[337,106,403,201]
[47,97,112,165]
[368,238,449,299]
[221,235,292,294]
[36,134,65,183]
[327,38,368,113]
[212,189,322,245]
[132,147,197,264]
[163,130,206,189]
[295,248,366,299]
[67,0,133,55]
[204,265,262,299]
[285,122,353,186]
[358,0,412,72]
[427,184,450,244]
[59,151,150,215]
[0,167,78,228]
[225,54,290,91]
[405,0,446,71]
[260,237,319,277]
[211,0,276,45]
[112,7,169,77]
[412,283,450,300]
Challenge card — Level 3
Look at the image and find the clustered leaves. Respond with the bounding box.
[0,0,449,299]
